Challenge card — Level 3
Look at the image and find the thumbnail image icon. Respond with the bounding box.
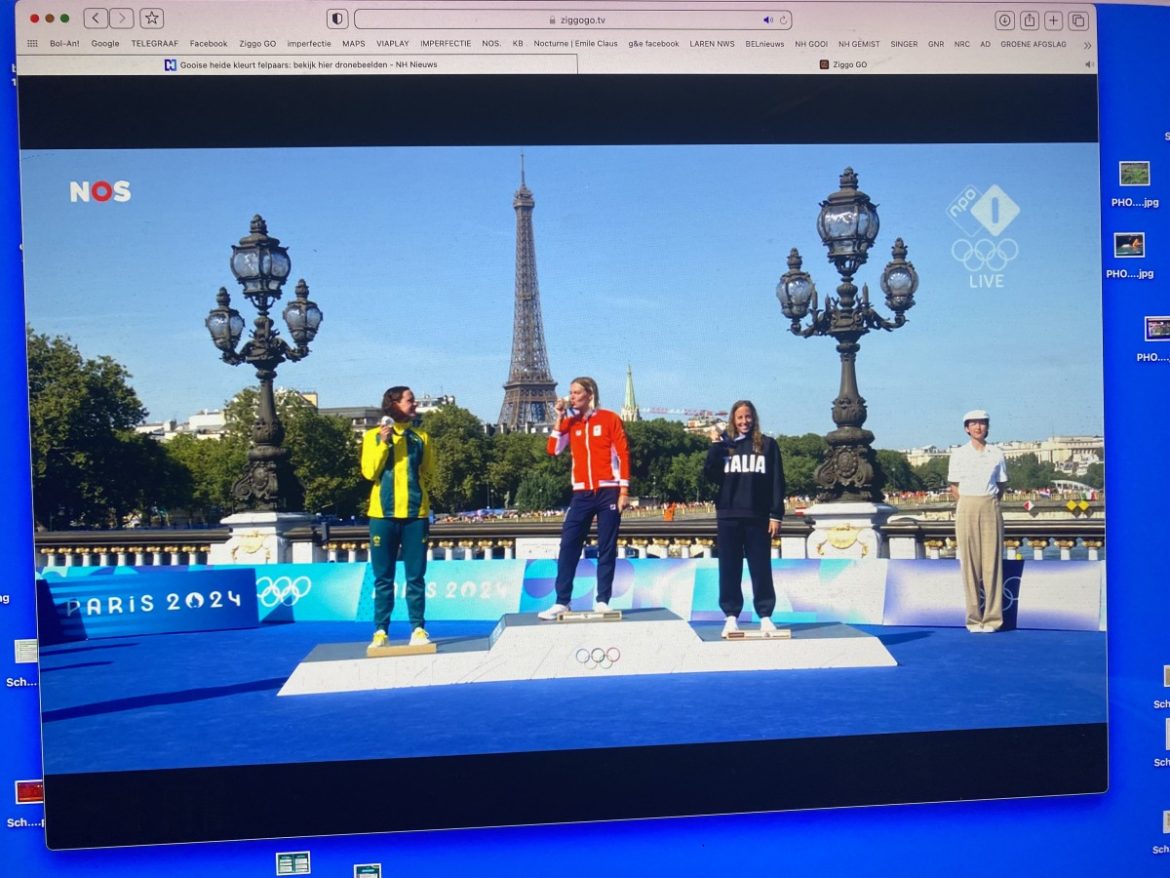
[1114,232,1145,258]
[1145,317,1170,342]
[13,638,37,663]
[15,779,44,804]
[277,852,311,875]
[1119,161,1151,186]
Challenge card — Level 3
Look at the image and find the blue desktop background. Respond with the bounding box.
[2,3,1168,874]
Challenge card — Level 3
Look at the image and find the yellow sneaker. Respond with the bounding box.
[409,628,431,646]
[369,629,388,648]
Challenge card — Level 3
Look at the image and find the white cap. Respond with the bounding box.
[962,409,990,424]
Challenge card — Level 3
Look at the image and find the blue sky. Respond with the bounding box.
[19,143,1103,449]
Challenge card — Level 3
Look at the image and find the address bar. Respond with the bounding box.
[351,9,793,29]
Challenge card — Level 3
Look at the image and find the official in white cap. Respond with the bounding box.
[946,409,1009,632]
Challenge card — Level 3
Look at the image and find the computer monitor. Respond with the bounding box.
[1,1,1166,874]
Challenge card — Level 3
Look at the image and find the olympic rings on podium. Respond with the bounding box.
[574,645,621,670]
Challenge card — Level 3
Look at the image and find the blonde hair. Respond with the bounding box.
[571,376,599,408]
[729,399,764,453]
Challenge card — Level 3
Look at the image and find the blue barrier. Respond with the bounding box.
[37,558,1106,631]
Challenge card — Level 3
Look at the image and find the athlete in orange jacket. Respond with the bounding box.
[538,376,630,619]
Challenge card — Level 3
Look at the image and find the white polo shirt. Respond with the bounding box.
[947,442,1009,497]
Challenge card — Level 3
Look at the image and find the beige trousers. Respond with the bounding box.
[955,494,1004,631]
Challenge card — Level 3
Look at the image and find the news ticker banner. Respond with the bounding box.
[37,558,1105,638]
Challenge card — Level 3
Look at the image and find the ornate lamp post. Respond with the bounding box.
[776,168,918,503]
[205,215,323,511]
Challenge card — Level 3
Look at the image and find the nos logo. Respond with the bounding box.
[69,180,131,203]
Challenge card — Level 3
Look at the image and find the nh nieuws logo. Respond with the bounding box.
[69,180,131,203]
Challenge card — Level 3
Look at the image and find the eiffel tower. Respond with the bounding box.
[498,158,558,431]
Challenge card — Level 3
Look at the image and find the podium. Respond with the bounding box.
[278,608,896,696]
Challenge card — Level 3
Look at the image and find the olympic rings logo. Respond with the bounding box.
[575,645,621,670]
[1001,577,1019,611]
[978,577,1018,612]
[951,237,1019,272]
[257,575,312,608]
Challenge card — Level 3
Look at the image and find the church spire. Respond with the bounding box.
[620,364,641,423]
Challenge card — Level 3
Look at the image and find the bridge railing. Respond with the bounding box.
[32,509,1105,568]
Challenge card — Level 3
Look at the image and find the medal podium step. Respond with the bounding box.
[278,608,896,696]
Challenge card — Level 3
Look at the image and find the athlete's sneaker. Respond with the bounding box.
[369,629,388,649]
[759,617,778,635]
[409,628,431,646]
[594,601,611,613]
[721,616,739,638]
[538,603,570,621]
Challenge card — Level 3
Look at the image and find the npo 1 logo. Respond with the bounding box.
[947,183,1020,288]
[69,179,132,203]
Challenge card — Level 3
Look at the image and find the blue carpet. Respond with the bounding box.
[37,620,1106,774]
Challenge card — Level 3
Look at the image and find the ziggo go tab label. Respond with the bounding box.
[69,179,131,203]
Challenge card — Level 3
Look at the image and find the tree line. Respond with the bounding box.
[26,328,1101,529]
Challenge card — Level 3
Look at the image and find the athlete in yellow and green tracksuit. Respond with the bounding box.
[361,391,434,637]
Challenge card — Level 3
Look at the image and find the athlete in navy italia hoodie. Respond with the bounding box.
[703,400,786,638]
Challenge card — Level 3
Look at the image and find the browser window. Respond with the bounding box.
[1,0,1166,873]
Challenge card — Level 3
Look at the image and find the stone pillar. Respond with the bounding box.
[885,526,923,560]
[207,512,316,566]
[1031,538,1049,561]
[803,502,895,560]
[779,533,806,559]
[1004,538,1023,561]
